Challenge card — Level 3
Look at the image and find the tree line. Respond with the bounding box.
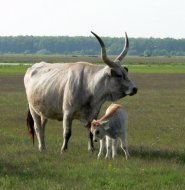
[0,36,185,56]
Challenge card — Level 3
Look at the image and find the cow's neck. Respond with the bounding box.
[92,66,111,101]
[88,66,111,120]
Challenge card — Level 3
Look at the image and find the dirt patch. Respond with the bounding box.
[131,73,185,90]
[0,75,24,93]
[1,73,185,93]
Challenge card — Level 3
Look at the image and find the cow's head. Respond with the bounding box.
[91,32,138,101]
[91,119,109,142]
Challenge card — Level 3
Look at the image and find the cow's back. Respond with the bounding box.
[24,62,70,85]
[24,62,101,121]
[24,62,70,119]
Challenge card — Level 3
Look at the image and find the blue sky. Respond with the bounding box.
[0,0,185,38]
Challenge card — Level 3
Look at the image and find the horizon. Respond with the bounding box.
[0,34,184,40]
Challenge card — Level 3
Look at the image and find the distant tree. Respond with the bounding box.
[0,36,185,56]
[144,49,151,57]
[36,49,50,55]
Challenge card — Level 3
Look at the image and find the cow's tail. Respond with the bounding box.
[26,107,35,145]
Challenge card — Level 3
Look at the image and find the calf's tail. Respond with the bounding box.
[26,108,34,145]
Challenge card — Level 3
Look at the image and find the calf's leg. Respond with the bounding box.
[112,139,118,159]
[97,139,105,159]
[105,137,111,159]
[120,135,130,159]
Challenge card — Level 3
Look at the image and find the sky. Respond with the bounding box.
[0,0,185,38]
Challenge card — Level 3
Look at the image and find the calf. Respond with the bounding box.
[91,103,129,159]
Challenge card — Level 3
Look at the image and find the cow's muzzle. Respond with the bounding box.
[129,87,138,96]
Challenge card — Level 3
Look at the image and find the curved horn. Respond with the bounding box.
[91,31,115,67]
[114,32,129,63]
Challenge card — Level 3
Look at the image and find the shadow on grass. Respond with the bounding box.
[128,145,185,164]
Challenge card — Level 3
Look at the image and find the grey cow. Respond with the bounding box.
[24,32,137,153]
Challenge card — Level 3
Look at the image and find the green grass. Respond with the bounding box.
[127,64,185,73]
[1,54,185,64]
[0,68,185,189]
[1,55,185,75]
[1,64,185,75]
[0,65,29,75]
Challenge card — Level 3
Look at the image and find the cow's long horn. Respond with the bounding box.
[91,31,115,67]
[114,32,129,63]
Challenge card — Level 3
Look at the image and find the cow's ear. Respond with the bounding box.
[124,67,128,72]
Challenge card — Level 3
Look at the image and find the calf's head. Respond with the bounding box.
[91,32,138,101]
[91,119,109,142]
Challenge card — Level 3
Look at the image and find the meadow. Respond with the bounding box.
[1,54,185,65]
[0,57,185,189]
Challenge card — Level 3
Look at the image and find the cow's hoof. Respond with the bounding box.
[39,146,46,152]
[61,148,68,154]
[88,147,95,153]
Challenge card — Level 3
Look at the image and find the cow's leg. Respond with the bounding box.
[87,126,94,152]
[30,108,46,152]
[105,137,111,159]
[61,112,72,152]
[120,135,130,159]
[40,116,48,150]
[112,139,118,159]
[97,139,105,159]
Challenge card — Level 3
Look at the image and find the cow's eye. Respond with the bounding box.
[116,74,122,78]
[96,130,100,135]
[122,73,127,80]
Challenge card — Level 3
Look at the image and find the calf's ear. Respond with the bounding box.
[104,125,110,131]
[100,120,109,125]
[100,120,109,130]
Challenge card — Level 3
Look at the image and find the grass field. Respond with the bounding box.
[1,64,185,75]
[1,54,185,65]
[0,63,185,189]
